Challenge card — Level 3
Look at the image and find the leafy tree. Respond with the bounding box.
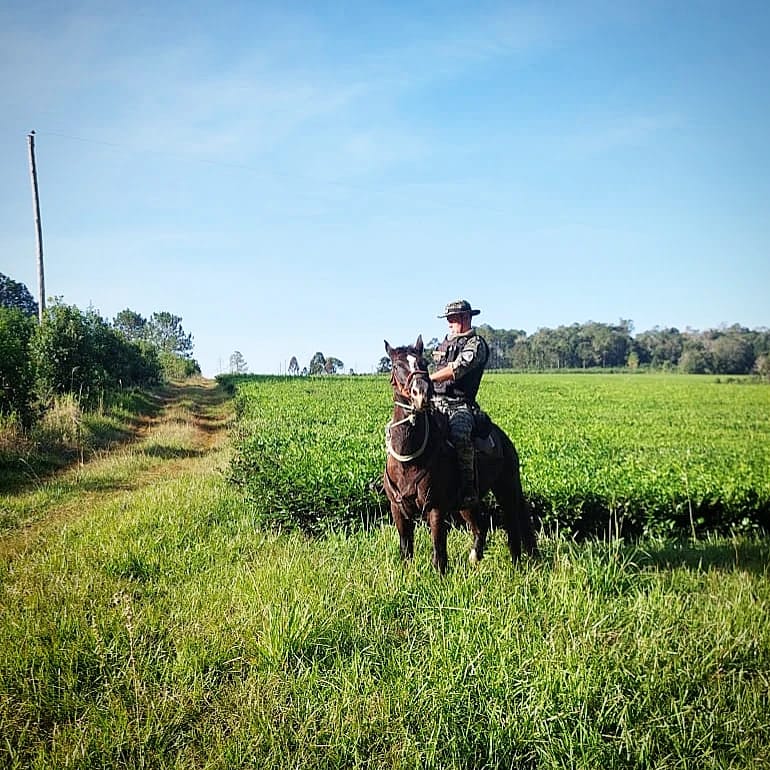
[0,308,35,418]
[679,343,711,374]
[288,356,300,376]
[575,331,595,369]
[119,340,162,386]
[114,308,197,380]
[30,301,162,404]
[634,327,683,368]
[229,351,248,374]
[755,353,770,381]
[598,322,631,367]
[146,312,193,357]
[0,273,38,317]
[324,357,344,374]
[478,325,525,369]
[708,334,755,375]
[309,352,326,375]
[528,328,558,369]
[750,328,770,359]
[113,309,147,342]
[158,351,201,379]
[31,302,109,403]
[422,337,440,368]
[376,356,392,374]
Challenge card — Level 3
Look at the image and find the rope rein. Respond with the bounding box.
[389,400,417,428]
[386,354,432,462]
[385,410,430,462]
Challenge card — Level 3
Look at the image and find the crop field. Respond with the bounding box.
[228,372,770,538]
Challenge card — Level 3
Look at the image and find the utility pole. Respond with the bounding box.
[27,131,45,322]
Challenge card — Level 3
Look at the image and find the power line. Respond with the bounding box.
[26,129,510,215]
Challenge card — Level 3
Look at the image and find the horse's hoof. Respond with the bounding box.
[469,548,480,565]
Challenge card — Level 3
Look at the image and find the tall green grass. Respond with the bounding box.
[0,388,165,495]
[2,463,769,768]
[2,378,769,768]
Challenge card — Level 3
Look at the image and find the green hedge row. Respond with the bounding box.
[226,373,770,539]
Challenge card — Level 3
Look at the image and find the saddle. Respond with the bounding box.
[472,410,501,458]
[433,407,502,459]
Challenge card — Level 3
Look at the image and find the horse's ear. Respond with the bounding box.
[384,340,393,357]
[415,335,423,355]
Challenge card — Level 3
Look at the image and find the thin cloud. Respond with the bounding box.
[562,112,683,158]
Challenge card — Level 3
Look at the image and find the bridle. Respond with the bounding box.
[389,360,430,402]
[386,355,432,462]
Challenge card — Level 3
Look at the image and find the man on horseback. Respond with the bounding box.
[430,299,489,511]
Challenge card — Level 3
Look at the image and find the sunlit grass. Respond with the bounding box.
[1,378,769,769]
[2,466,769,768]
[0,381,230,537]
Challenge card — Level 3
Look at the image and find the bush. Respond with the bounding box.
[0,308,36,420]
[158,351,201,380]
[30,302,108,405]
[29,301,164,407]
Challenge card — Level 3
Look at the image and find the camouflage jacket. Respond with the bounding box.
[432,328,489,404]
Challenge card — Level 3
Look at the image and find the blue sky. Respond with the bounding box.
[2,1,768,376]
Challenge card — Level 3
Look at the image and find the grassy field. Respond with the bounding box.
[2,377,770,769]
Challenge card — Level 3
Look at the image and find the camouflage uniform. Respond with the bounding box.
[432,324,489,507]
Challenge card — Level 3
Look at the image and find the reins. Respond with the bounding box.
[390,365,429,400]
[385,409,430,462]
[386,363,432,462]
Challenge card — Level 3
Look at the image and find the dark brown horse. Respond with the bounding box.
[382,336,538,573]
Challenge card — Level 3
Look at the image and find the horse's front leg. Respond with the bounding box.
[428,508,448,575]
[391,503,415,562]
[459,506,489,565]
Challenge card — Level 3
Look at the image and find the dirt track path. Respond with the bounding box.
[0,379,232,560]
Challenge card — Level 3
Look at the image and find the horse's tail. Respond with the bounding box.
[494,423,539,558]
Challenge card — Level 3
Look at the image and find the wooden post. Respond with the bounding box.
[27,131,45,322]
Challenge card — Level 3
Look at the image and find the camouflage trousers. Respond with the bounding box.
[433,398,476,503]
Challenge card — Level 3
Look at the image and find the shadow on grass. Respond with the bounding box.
[0,456,72,496]
[71,476,139,494]
[636,538,770,575]
[540,536,770,583]
[142,445,205,460]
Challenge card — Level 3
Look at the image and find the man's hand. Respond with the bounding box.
[430,365,455,384]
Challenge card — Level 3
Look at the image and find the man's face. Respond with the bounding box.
[447,313,470,335]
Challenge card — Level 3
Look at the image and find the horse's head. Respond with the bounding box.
[384,335,432,412]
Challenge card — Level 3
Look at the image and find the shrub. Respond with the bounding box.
[0,308,35,420]
[29,301,164,407]
[159,351,201,380]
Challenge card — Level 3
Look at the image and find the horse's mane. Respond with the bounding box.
[392,344,419,356]
[391,344,425,362]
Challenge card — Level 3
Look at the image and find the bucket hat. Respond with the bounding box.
[437,299,481,318]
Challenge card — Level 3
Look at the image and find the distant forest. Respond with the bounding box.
[314,321,768,378]
[459,321,770,376]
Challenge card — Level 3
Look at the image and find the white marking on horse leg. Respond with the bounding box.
[469,548,480,565]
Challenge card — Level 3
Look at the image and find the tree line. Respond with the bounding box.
[473,321,769,375]
[373,320,770,377]
[285,352,347,376]
[0,272,199,424]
